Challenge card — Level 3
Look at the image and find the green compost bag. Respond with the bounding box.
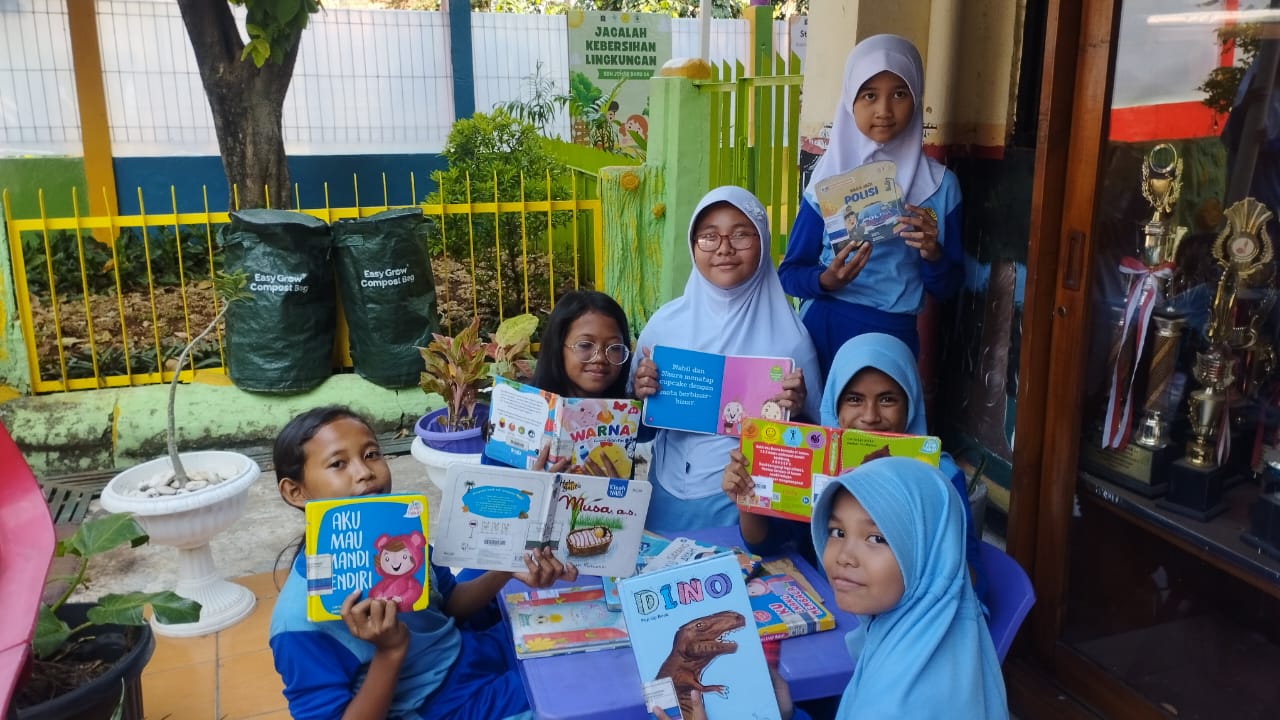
[331,207,440,388]
[219,209,335,393]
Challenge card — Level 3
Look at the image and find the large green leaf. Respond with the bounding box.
[62,514,149,559]
[494,314,538,347]
[88,591,202,627]
[32,604,72,660]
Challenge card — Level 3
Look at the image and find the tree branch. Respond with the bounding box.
[176,0,244,88]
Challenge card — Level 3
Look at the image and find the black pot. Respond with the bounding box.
[13,603,155,720]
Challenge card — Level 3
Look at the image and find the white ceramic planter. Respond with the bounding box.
[100,451,260,638]
[410,436,482,492]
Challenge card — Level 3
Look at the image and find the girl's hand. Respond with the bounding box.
[652,691,709,720]
[340,591,408,654]
[774,369,806,417]
[819,240,872,291]
[633,346,661,400]
[897,203,942,262]
[533,442,571,474]
[722,449,754,501]
[514,546,579,588]
[582,451,623,478]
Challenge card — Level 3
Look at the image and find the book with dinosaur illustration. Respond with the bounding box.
[303,493,430,622]
[642,346,793,436]
[813,159,904,252]
[737,420,942,521]
[746,573,836,641]
[486,377,643,476]
[503,585,631,658]
[432,464,652,578]
[619,552,781,720]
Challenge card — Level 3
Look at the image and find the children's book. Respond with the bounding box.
[746,573,836,641]
[602,530,675,611]
[813,160,904,251]
[303,493,430,623]
[643,346,793,436]
[432,464,652,578]
[503,585,631,658]
[619,552,782,720]
[486,377,643,477]
[738,419,942,520]
[604,533,763,611]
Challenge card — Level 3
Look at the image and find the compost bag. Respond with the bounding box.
[219,209,334,393]
[331,207,440,388]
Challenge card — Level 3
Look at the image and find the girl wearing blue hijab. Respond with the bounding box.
[724,332,988,597]
[810,458,1008,719]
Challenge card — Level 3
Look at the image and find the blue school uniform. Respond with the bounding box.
[269,549,532,720]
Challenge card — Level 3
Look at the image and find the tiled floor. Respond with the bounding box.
[142,570,290,720]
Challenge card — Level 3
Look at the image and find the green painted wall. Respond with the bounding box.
[0,157,90,219]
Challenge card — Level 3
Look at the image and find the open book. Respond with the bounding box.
[486,377,642,476]
[813,160,904,251]
[619,552,782,720]
[304,493,430,622]
[643,346,793,436]
[432,464,652,578]
[737,419,941,521]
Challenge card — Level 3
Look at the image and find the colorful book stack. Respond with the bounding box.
[747,573,835,641]
[503,585,630,659]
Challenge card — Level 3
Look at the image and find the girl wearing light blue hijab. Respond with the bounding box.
[810,457,1008,719]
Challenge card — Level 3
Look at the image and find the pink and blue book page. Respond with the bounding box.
[643,346,793,436]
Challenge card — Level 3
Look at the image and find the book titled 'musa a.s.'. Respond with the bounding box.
[619,552,781,720]
[304,493,431,622]
[486,377,642,476]
[813,160,904,252]
[432,464,651,578]
[643,346,793,436]
[737,419,941,521]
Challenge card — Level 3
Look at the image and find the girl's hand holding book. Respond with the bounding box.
[775,369,807,418]
[533,442,571,474]
[819,240,871,291]
[897,203,943,262]
[514,546,579,588]
[340,590,408,655]
[633,346,662,400]
[722,449,754,501]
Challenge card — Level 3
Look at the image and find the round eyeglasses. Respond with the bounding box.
[694,230,758,252]
[565,341,631,366]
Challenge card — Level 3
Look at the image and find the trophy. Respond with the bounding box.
[1082,144,1188,495]
[1160,198,1275,520]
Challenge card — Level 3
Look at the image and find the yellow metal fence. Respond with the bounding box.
[2,171,603,394]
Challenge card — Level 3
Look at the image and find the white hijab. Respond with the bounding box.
[634,185,822,425]
[804,34,945,206]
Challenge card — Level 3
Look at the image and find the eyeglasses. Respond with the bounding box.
[565,341,631,366]
[694,230,758,252]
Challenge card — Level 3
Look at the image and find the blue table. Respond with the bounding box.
[502,525,858,720]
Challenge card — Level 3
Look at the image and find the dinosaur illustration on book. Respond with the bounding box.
[655,610,745,717]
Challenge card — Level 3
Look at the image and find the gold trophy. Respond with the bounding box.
[1160,198,1274,520]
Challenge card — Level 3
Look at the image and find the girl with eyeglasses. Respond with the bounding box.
[631,186,823,535]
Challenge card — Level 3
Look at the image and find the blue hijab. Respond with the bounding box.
[810,458,1008,719]
[819,333,926,432]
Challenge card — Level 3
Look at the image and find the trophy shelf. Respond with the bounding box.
[1079,471,1280,600]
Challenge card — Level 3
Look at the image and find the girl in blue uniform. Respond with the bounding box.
[268,406,577,720]
[778,34,964,374]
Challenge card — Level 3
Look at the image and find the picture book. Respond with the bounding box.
[746,573,835,641]
[602,530,674,611]
[813,160,904,252]
[503,585,631,658]
[641,537,762,578]
[432,464,652,578]
[619,552,782,720]
[304,493,430,623]
[486,377,643,477]
[643,346,793,436]
[738,420,941,520]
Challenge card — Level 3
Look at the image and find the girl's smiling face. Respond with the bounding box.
[278,417,391,509]
[563,311,626,397]
[822,488,905,615]
[691,203,761,290]
[836,368,909,433]
[851,70,914,144]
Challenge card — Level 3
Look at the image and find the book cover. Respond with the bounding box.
[486,378,642,476]
[737,419,839,522]
[603,530,675,611]
[503,585,631,658]
[643,346,793,436]
[746,573,835,641]
[813,428,942,500]
[619,553,782,720]
[304,493,430,623]
[813,160,904,251]
[432,464,652,577]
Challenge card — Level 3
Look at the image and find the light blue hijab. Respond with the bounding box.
[819,332,926,432]
[810,458,1008,719]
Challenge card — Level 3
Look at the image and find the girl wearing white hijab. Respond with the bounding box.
[631,186,823,534]
[778,34,964,376]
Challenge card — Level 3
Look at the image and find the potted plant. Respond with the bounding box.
[411,314,538,483]
[99,272,264,637]
[12,513,201,720]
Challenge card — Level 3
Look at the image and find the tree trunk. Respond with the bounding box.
[176,0,300,210]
